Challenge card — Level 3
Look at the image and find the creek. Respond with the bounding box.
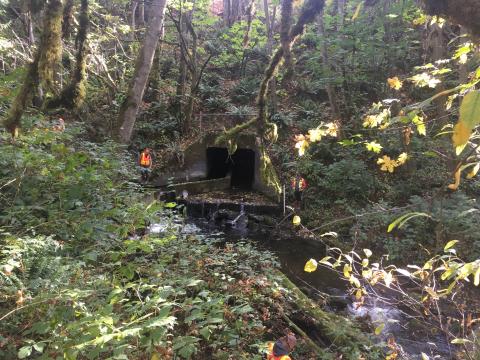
[149,198,453,359]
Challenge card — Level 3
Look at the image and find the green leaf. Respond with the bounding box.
[444,240,459,252]
[18,346,32,359]
[365,141,383,153]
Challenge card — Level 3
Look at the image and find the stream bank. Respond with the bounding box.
[162,194,454,359]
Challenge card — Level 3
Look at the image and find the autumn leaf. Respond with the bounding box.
[448,168,461,190]
[308,128,323,142]
[304,259,318,273]
[387,77,403,90]
[377,155,397,173]
[467,163,480,179]
[325,122,339,137]
[397,152,408,165]
[292,215,301,226]
[452,91,480,153]
[412,115,426,136]
[295,139,309,156]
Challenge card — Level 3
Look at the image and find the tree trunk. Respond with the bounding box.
[318,8,341,121]
[130,0,138,41]
[138,0,145,26]
[263,0,278,114]
[117,0,168,143]
[26,12,35,45]
[280,0,294,84]
[426,21,447,122]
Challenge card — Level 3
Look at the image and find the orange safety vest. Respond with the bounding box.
[140,152,152,167]
[291,177,307,191]
[267,343,291,360]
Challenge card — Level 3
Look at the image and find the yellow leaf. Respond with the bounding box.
[452,121,472,151]
[374,323,385,335]
[452,91,480,152]
[467,163,480,179]
[384,271,393,288]
[377,155,397,173]
[351,2,362,21]
[387,77,403,90]
[343,264,352,278]
[397,152,408,165]
[308,128,323,142]
[474,266,480,286]
[448,168,461,191]
[325,122,339,137]
[151,353,161,360]
[292,215,301,226]
[355,289,363,300]
[350,275,361,288]
[362,258,369,267]
[295,139,309,156]
[304,259,318,273]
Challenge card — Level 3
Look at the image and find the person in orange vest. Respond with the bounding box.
[267,332,297,360]
[291,175,307,209]
[139,148,153,182]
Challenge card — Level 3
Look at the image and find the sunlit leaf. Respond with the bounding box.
[374,323,385,335]
[366,141,383,153]
[421,352,430,360]
[444,240,459,252]
[292,215,301,226]
[363,249,372,258]
[467,163,480,179]
[304,259,318,273]
[387,77,403,90]
[452,91,480,152]
[351,2,363,21]
[448,168,461,190]
[377,155,397,173]
[474,266,480,287]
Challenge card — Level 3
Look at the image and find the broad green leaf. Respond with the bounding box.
[304,259,318,273]
[444,240,459,252]
[18,346,32,359]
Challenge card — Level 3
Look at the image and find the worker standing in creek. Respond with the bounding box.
[138,147,153,183]
[291,175,307,210]
[267,333,297,360]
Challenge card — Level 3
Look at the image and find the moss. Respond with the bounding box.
[38,0,63,94]
[280,0,294,81]
[62,0,75,39]
[260,146,282,196]
[3,54,40,136]
[242,0,256,47]
[46,0,88,110]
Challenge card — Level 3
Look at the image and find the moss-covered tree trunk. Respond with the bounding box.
[45,0,89,110]
[117,0,167,143]
[263,0,278,114]
[3,0,63,137]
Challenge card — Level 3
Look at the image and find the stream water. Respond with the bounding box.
[149,207,453,359]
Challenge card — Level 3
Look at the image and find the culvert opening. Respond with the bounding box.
[206,147,255,190]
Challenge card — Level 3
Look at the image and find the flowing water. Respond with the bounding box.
[149,205,453,359]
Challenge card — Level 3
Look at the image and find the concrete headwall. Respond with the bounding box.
[155,132,279,200]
